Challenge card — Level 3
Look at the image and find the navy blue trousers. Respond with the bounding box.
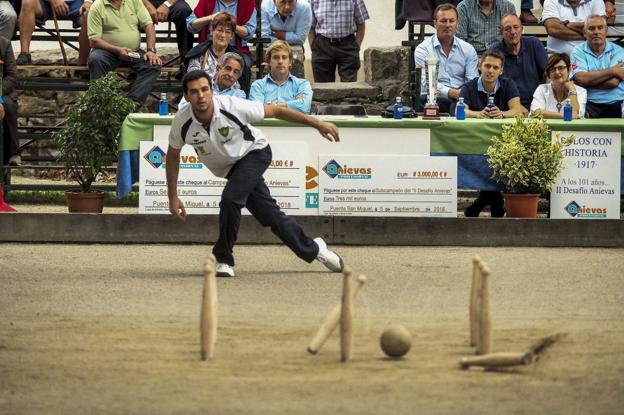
[212,145,319,266]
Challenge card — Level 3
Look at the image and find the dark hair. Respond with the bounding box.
[481,49,505,66]
[182,70,212,94]
[211,12,237,33]
[433,3,457,20]
[544,53,571,79]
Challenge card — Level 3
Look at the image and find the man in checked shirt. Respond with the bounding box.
[308,0,369,82]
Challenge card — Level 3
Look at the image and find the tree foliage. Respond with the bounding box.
[53,73,136,193]
[486,116,574,194]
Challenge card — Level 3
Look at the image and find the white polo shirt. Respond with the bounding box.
[169,96,268,178]
[542,0,606,55]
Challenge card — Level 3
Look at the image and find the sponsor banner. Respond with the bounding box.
[318,155,457,217]
[550,131,621,219]
[139,141,307,215]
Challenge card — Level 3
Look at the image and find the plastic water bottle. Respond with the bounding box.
[621,100,624,118]
[486,95,495,110]
[455,97,466,120]
[159,93,168,116]
[393,96,403,120]
[563,98,573,122]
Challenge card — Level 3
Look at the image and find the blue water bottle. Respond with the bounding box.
[158,93,168,116]
[455,97,466,120]
[393,96,404,120]
[621,100,624,118]
[486,95,495,110]
[563,98,572,122]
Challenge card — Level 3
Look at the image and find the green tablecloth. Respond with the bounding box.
[119,114,624,154]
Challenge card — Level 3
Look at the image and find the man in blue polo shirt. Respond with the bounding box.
[459,49,526,217]
[570,14,624,118]
[249,40,312,113]
[488,13,548,111]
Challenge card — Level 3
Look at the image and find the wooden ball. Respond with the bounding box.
[380,325,411,358]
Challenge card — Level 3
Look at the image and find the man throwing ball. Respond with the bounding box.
[167,70,344,277]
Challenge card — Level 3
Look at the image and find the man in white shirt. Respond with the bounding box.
[542,0,606,55]
[167,70,344,277]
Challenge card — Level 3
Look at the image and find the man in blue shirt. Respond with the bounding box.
[261,0,312,78]
[249,40,313,113]
[414,3,478,115]
[459,49,526,218]
[570,14,624,118]
[488,13,548,111]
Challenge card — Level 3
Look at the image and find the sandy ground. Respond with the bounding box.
[1,244,623,415]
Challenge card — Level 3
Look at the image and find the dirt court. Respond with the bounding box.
[1,244,623,415]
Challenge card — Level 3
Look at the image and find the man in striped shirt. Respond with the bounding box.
[308,0,369,82]
[456,0,517,55]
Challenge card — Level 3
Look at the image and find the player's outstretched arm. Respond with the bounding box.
[263,104,340,142]
[165,145,187,222]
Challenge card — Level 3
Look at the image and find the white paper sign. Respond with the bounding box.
[318,155,457,217]
[139,141,307,215]
[550,131,621,219]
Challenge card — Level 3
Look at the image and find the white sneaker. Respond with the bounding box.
[216,263,235,277]
[314,237,344,272]
[8,155,21,166]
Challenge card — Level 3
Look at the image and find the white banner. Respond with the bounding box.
[318,155,457,217]
[139,141,307,215]
[550,131,621,219]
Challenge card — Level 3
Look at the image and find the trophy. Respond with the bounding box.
[423,53,440,120]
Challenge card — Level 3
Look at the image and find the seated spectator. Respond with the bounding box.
[16,0,90,65]
[459,50,526,218]
[186,0,256,69]
[87,0,162,106]
[179,52,246,108]
[183,11,250,95]
[1,36,19,166]
[261,0,311,45]
[520,0,538,23]
[414,2,478,115]
[456,0,516,55]
[531,52,587,119]
[249,40,312,114]
[261,0,311,78]
[571,14,624,118]
[488,13,547,111]
[308,0,369,82]
[140,0,193,60]
[0,0,17,40]
[542,0,606,55]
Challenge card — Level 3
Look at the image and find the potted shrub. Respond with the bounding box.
[53,73,135,213]
[486,116,574,218]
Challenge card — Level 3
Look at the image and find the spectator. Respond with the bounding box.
[16,0,90,66]
[261,0,311,78]
[0,0,17,40]
[308,0,369,82]
[1,35,19,166]
[459,50,526,218]
[531,52,587,119]
[520,0,538,23]
[488,13,547,110]
[542,0,606,55]
[605,0,623,35]
[140,0,193,59]
[179,52,246,108]
[570,14,624,118]
[414,2,478,114]
[186,0,256,69]
[87,0,162,106]
[183,12,250,95]
[456,0,516,56]
[250,40,312,113]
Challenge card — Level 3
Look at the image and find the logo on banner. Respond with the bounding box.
[564,200,607,218]
[144,146,166,168]
[322,159,372,179]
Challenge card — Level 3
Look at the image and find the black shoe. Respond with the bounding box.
[464,197,487,217]
[16,52,32,65]
[489,192,505,217]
